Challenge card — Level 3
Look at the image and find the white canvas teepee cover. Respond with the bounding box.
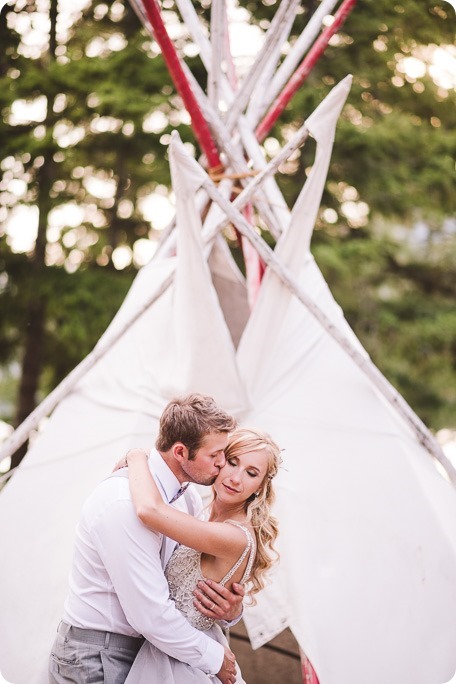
[0,78,456,684]
[167,89,456,684]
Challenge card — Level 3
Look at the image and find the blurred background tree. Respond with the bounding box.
[0,0,455,469]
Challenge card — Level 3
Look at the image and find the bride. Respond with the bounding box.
[118,427,281,683]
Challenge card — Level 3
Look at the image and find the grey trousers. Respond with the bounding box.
[49,621,144,684]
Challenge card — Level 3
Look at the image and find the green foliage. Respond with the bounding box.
[0,243,28,362]
[245,0,455,223]
[314,234,456,429]
[0,0,161,422]
[0,239,134,404]
[42,266,135,388]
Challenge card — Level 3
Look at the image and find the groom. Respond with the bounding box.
[49,394,243,684]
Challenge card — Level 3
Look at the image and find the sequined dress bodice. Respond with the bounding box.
[164,521,255,631]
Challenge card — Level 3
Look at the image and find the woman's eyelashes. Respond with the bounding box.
[227,459,258,479]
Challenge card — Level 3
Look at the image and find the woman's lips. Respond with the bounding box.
[223,483,239,493]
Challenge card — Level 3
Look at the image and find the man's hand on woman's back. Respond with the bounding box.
[217,646,237,684]
[194,579,245,622]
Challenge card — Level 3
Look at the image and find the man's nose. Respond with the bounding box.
[215,452,226,468]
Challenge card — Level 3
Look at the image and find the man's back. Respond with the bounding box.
[63,474,143,636]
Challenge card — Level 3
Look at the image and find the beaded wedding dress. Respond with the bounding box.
[125,521,255,683]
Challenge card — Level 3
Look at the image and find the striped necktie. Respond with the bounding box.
[169,483,189,504]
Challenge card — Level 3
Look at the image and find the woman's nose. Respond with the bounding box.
[229,470,241,483]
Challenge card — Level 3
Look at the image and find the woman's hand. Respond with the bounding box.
[112,456,128,473]
[112,448,149,473]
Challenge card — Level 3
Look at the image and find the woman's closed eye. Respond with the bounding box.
[227,458,259,478]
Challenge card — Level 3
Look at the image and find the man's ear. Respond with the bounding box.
[172,442,189,463]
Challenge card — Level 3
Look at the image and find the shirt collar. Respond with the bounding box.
[148,448,182,503]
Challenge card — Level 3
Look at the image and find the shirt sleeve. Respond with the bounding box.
[220,611,243,629]
[91,498,224,675]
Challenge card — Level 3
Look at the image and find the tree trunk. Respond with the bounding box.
[11,0,58,470]
[11,299,46,469]
[106,154,129,263]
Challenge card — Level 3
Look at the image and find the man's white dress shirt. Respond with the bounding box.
[63,449,223,675]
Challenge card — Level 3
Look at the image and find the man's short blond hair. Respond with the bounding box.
[156,394,236,458]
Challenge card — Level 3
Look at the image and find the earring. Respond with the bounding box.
[254,491,259,497]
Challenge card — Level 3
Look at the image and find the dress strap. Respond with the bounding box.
[219,521,256,586]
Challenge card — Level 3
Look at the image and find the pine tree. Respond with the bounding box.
[0,0,186,465]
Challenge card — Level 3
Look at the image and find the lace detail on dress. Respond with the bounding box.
[165,522,256,632]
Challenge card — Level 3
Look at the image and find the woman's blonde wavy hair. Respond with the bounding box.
[221,427,281,604]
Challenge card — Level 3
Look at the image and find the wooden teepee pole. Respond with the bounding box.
[172,0,288,235]
[177,62,284,238]
[215,0,264,307]
[221,0,237,91]
[140,0,222,170]
[224,0,300,132]
[204,120,310,243]
[256,0,357,142]
[208,0,224,111]
[248,0,339,127]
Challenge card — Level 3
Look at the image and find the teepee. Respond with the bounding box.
[1,2,455,684]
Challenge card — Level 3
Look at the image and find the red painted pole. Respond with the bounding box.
[241,203,265,309]
[140,0,222,170]
[256,0,357,142]
[300,649,320,684]
[139,0,265,294]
